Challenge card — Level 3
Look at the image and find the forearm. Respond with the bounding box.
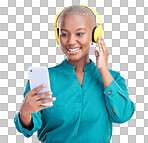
[102,71,135,123]
[99,67,114,88]
[14,110,42,138]
[103,80,135,123]
[19,112,34,131]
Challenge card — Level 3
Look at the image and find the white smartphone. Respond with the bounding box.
[28,66,52,106]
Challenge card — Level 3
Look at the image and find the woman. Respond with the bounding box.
[14,5,135,143]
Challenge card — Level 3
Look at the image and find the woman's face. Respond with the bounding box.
[58,13,93,61]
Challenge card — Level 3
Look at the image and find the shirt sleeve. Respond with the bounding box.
[103,72,135,124]
[14,80,43,138]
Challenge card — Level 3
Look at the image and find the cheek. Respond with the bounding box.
[81,35,92,46]
[59,36,66,46]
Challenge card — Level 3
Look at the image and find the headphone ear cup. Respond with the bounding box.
[57,28,59,37]
[93,25,103,43]
[92,26,97,43]
[55,27,59,45]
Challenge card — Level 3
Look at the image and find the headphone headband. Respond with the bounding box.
[53,5,103,44]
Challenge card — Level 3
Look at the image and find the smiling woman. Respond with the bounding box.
[59,14,93,62]
[14,5,135,143]
[56,6,97,71]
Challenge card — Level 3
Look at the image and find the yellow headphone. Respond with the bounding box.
[53,5,103,45]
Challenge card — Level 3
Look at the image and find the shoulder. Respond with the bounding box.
[47,64,63,73]
[47,63,66,79]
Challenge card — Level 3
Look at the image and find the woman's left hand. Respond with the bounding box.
[95,35,109,71]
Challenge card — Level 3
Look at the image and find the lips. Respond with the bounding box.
[66,47,82,54]
[66,47,81,51]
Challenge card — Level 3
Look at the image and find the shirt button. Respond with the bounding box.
[107,91,111,95]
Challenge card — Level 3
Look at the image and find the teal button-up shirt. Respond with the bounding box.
[14,58,135,143]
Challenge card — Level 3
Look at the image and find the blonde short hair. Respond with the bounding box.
[57,5,96,28]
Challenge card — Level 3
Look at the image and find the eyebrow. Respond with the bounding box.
[61,28,86,31]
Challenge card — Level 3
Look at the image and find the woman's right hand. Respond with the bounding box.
[20,84,56,116]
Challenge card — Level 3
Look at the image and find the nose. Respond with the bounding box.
[67,34,77,45]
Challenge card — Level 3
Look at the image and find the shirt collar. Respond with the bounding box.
[60,58,96,72]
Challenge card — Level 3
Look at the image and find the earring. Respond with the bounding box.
[91,42,93,45]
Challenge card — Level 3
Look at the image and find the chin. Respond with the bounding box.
[67,55,88,62]
[66,56,81,61]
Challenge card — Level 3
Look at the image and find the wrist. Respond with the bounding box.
[98,66,108,72]
[19,112,33,130]
[19,111,32,120]
[20,107,31,117]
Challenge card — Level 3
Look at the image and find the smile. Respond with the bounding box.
[66,47,82,55]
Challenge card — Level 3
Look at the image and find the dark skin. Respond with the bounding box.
[58,14,94,86]
[58,13,94,72]
[58,13,113,88]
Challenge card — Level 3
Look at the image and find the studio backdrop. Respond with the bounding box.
[0,0,148,143]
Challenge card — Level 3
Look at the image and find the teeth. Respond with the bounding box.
[67,48,80,51]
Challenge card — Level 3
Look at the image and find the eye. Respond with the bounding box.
[61,33,68,37]
[76,33,84,36]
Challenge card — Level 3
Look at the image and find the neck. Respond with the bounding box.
[67,57,90,72]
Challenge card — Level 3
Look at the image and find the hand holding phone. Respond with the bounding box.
[28,66,53,106]
[20,84,56,116]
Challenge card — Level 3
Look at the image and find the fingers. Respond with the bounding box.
[37,97,56,106]
[100,36,109,56]
[26,84,46,97]
[98,36,103,54]
[33,91,53,101]
[98,35,106,52]
[98,36,102,50]
[95,50,99,57]
[39,104,53,110]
